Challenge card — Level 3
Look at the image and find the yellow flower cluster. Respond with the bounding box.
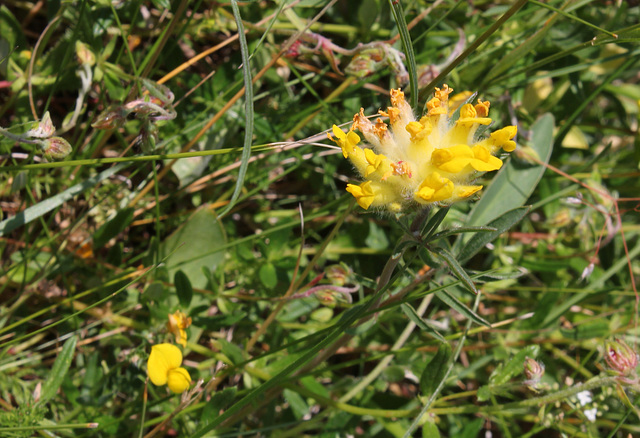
[329,86,517,211]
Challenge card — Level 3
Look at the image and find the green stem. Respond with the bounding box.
[0,423,98,432]
[528,0,619,38]
[430,375,620,415]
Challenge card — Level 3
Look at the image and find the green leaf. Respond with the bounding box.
[593,24,640,46]
[457,206,530,264]
[489,344,539,386]
[159,206,225,289]
[38,335,77,406]
[0,164,125,237]
[259,263,278,289]
[219,0,254,217]
[401,303,445,342]
[483,8,560,84]
[421,206,450,241]
[430,226,497,241]
[389,0,418,107]
[464,113,554,228]
[0,5,26,77]
[422,421,441,438]
[174,270,193,308]
[476,385,492,402]
[93,207,134,249]
[419,342,452,397]
[217,339,246,365]
[431,246,478,295]
[435,289,490,327]
[284,389,309,420]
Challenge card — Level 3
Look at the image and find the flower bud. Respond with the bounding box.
[523,357,545,382]
[345,46,388,79]
[605,339,638,379]
[325,264,351,286]
[75,41,96,66]
[26,112,56,139]
[42,136,72,160]
[314,289,346,308]
[92,105,127,130]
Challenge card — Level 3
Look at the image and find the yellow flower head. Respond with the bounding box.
[147,343,192,394]
[329,86,517,211]
[167,310,192,348]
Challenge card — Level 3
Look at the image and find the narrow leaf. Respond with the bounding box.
[421,206,450,241]
[174,270,193,308]
[401,304,445,342]
[39,335,77,406]
[435,290,490,327]
[0,164,125,237]
[457,206,530,264]
[389,0,418,107]
[432,247,478,295]
[219,0,254,217]
[419,342,452,397]
[430,226,497,241]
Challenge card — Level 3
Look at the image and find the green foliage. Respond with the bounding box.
[0,1,639,437]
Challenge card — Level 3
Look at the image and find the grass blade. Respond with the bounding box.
[220,0,254,217]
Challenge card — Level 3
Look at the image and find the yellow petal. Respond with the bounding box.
[469,156,502,172]
[415,172,454,203]
[167,367,191,393]
[491,126,517,152]
[431,145,474,173]
[469,145,503,171]
[148,343,183,386]
[346,181,375,210]
[453,184,483,200]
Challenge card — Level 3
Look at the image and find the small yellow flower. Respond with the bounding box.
[147,343,192,394]
[329,86,517,211]
[167,310,192,348]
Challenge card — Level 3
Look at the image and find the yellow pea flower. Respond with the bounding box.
[329,86,517,211]
[167,310,192,348]
[147,343,192,394]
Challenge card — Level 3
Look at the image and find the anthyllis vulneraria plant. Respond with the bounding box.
[147,343,192,394]
[329,86,517,212]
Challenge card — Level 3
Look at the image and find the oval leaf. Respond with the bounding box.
[259,263,278,290]
[38,335,77,406]
[420,342,452,397]
[174,270,193,308]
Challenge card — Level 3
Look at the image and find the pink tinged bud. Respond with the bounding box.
[345,46,388,79]
[42,136,72,160]
[92,105,127,130]
[523,357,545,382]
[325,264,351,286]
[26,112,56,138]
[605,339,638,378]
[285,40,302,58]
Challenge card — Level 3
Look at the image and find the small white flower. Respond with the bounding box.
[576,390,592,406]
[584,407,597,422]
